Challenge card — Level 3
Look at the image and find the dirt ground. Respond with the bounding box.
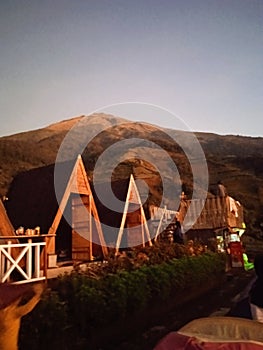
[105,268,256,350]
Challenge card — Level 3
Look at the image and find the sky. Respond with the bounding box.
[0,0,262,137]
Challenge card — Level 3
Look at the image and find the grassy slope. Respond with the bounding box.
[1,114,263,236]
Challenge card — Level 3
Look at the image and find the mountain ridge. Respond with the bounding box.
[1,114,263,236]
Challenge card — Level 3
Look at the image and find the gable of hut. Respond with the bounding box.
[5,157,108,261]
[92,175,151,252]
[0,199,16,239]
[48,155,108,260]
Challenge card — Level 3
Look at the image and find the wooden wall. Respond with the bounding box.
[179,196,244,231]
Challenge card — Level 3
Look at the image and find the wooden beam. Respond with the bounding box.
[154,208,166,242]
[48,159,79,236]
[115,179,131,254]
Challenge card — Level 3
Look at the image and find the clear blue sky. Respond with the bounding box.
[0,0,262,137]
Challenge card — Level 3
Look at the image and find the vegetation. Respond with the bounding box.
[19,246,225,350]
[2,115,263,237]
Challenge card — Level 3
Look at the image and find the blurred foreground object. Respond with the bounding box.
[154,316,263,349]
[0,282,44,350]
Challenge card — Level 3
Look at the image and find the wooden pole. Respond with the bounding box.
[88,194,92,260]
[115,181,131,255]
[154,207,166,242]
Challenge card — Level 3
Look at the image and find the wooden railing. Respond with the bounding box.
[0,235,55,284]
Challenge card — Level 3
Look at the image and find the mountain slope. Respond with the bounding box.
[1,114,263,236]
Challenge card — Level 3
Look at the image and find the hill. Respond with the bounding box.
[1,114,263,237]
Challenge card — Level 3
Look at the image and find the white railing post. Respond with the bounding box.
[26,239,32,280]
[0,247,4,280]
[7,241,12,282]
[34,242,40,279]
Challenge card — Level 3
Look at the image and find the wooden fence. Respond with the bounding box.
[0,237,47,284]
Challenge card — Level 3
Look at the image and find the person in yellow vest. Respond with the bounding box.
[243,252,255,271]
[242,244,254,271]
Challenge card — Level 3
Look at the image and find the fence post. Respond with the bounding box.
[43,237,47,278]
[0,247,4,282]
[26,239,32,280]
[34,243,40,278]
[7,241,12,282]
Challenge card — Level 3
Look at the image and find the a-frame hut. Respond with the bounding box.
[6,156,108,262]
[115,174,152,253]
[48,155,108,260]
[92,175,152,254]
[0,199,17,239]
[0,199,21,261]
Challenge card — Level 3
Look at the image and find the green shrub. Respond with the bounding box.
[19,289,69,349]
[74,284,107,335]
[102,273,127,321]
[141,264,171,300]
[119,269,151,313]
[19,252,226,349]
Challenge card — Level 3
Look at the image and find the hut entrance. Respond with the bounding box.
[55,199,72,262]
[72,194,92,261]
[71,194,106,261]
[126,205,143,248]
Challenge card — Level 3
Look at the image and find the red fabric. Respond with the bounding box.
[154,332,263,350]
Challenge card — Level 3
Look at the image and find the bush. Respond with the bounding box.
[141,264,171,301]
[119,269,150,313]
[102,273,127,321]
[19,252,226,349]
[19,289,69,349]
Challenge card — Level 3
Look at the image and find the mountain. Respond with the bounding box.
[1,114,263,237]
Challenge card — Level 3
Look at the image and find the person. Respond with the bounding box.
[187,240,195,256]
[242,244,254,271]
[243,252,254,271]
[217,180,227,197]
[249,253,263,322]
[173,218,184,244]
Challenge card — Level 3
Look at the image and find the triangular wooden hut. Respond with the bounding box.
[0,199,17,239]
[115,174,152,253]
[6,156,108,262]
[0,199,21,262]
[48,155,108,260]
[91,175,152,253]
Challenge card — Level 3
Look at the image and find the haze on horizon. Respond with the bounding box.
[0,0,262,138]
